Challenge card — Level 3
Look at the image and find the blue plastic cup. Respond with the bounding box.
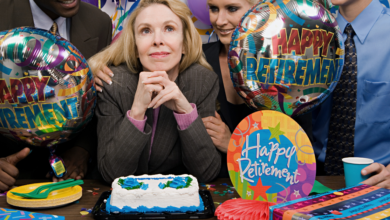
[343,157,374,187]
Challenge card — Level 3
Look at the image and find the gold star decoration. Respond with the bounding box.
[268,122,285,143]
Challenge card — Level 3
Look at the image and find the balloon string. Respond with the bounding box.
[208,29,219,43]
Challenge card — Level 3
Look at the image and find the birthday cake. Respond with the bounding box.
[106,174,204,213]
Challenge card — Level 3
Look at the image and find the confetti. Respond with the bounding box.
[331,210,342,215]
[87,190,93,192]
[214,191,220,194]
[80,211,89,216]
[334,192,344,196]
[81,208,87,211]
[92,192,99,196]
[209,188,216,191]
[214,202,221,205]
[221,183,228,186]
[93,188,100,191]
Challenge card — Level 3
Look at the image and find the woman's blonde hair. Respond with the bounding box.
[88,0,212,74]
[247,0,260,5]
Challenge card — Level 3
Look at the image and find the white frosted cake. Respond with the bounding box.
[105,174,204,213]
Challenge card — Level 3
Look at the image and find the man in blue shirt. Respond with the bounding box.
[313,0,390,188]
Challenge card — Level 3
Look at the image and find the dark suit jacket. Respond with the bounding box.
[203,41,313,177]
[96,63,221,183]
[0,0,112,178]
[0,0,112,60]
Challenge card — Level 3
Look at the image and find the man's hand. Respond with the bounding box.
[0,148,30,191]
[94,65,113,92]
[361,163,390,189]
[202,112,231,153]
[47,146,89,182]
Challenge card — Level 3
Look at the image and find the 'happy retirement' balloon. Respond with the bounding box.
[229,0,345,116]
[0,27,96,148]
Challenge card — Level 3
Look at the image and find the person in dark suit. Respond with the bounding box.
[202,0,313,177]
[0,0,112,191]
[88,0,221,183]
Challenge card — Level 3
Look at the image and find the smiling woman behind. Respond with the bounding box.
[88,0,221,183]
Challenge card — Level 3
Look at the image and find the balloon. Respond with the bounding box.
[187,0,211,26]
[112,31,122,44]
[228,0,345,116]
[314,0,334,10]
[0,27,97,148]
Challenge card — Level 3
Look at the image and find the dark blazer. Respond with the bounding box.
[0,0,112,178]
[96,63,221,183]
[0,0,112,60]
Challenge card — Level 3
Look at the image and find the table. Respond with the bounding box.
[0,177,345,219]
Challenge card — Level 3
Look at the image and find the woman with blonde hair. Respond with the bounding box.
[88,0,221,183]
[202,0,313,177]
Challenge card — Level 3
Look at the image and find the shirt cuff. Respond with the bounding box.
[173,103,198,130]
[127,110,147,132]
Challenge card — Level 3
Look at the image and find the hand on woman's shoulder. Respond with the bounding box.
[96,63,137,94]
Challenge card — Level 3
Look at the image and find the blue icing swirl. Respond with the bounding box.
[140,183,149,190]
[106,194,204,213]
[158,183,165,189]
[134,177,174,180]
[122,178,140,188]
[170,177,186,188]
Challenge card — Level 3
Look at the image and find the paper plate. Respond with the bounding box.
[227,110,316,204]
[7,182,82,209]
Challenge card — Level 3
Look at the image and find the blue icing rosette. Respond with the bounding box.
[118,178,148,190]
[159,176,192,189]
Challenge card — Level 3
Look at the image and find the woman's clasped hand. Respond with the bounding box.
[131,71,193,120]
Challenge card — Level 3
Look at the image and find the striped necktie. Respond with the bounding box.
[50,22,58,35]
[325,24,357,175]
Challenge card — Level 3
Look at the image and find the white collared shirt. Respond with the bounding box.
[29,0,70,40]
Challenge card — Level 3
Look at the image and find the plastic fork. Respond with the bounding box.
[11,179,75,198]
[12,180,84,199]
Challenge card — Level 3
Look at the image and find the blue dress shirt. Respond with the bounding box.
[312,0,390,166]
